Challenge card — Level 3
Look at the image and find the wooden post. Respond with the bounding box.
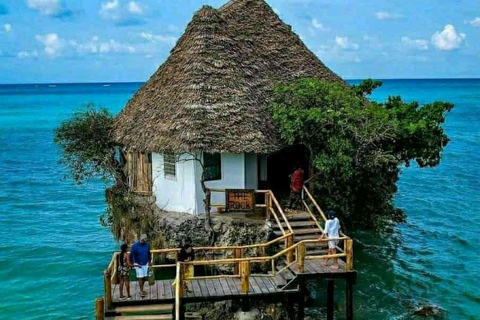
[286,234,294,264]
[103,269,112,311]
[346,279,353,320]
[298,243,306,273]
[234,248,244,275]
[345,239,353,271]
[175,263,184,320]
[298,282,305,320]
[265,192,271,220]
[240,261,250,294]
[327,280,335,320]
[95,297,104,320]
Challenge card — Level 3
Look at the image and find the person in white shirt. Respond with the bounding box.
[321,210,341,269]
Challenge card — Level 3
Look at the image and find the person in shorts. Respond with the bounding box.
[130,234,152,297]
[287,164,305,211]
[321,210,341,269]
[118,243,132,300]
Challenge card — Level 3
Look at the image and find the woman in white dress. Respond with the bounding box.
[321,210,341,269]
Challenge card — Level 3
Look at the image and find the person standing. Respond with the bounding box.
[178,241,195,293]
[118,243,132,300]
[130,234,152,297]
[288,164,305,211]
[321,210,341,269]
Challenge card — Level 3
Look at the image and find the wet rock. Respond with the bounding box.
[411,304,445,317]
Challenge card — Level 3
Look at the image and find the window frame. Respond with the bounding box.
[164,153,176,178]
[203,152,222,181]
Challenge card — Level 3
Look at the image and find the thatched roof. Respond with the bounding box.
[114,0,343,154]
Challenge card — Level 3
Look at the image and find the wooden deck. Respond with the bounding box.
[112,276,297,305]
[111,258,356,307]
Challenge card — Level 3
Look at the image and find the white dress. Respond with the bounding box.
[324,218,341,249]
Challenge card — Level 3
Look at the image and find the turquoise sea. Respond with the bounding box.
[0,79,478,319]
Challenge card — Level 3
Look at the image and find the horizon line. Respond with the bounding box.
[1,77,479,86]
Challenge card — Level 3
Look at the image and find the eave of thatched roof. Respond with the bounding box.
[114,0,344,154]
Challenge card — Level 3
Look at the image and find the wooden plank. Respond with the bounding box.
[198,279,210,297]
[219,278,232,296]
[115,315,172,320]
[115,304,173,313]
[150,282,158,301]
[251,277,268,294]
[191,279,202,298]
[249,275,261,294]
[167,280,175,299]
[258,277,277,293]
[226,278,240,295]
[205,279,219,296]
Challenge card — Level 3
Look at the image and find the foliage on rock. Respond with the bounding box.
[271,78,453,230]
[54,103,126,187]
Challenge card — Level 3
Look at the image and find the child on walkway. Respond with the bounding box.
[321,210,341,269]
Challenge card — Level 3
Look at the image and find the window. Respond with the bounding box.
[204,153,221,181]
[164,154,176,178]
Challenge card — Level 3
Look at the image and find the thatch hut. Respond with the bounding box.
[114,0,343,214]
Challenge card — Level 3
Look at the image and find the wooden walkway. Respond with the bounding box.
[112,276,296,305]
[111,259,355,306]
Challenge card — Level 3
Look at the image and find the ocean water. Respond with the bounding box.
[0,79,478,319]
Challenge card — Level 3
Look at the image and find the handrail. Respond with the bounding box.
[269,191,294,235]
[302,186,328,222]
[302,186,349,238]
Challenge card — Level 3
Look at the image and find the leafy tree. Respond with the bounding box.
[54,103,127,188]
[271,78,453,230]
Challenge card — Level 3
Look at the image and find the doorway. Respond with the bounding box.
[258,145,310,202]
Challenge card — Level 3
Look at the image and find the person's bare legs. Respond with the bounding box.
[119,277,125,298]
[331,248,339,269]
[323,248,332,266]
[139,277,145,295]
[125,278,131,297]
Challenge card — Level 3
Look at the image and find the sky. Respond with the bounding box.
[0,0,479,83]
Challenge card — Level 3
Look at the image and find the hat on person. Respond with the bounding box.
[140,233,148,241]
[327,210,336,219]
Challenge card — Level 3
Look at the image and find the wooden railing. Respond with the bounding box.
[173,236,354,319]
[302,186,349,239]
[207,188,294,236]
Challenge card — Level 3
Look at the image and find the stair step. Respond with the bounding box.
[284,212,311,220]
[280,242,328,249]
[294,234,322,241]
[273,221,317,229]
[115,304,173,314]
[269,271,287,287]
[273,228,322,237]
[115,315,172,320]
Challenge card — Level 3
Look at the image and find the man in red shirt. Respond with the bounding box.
[288,164,304,211]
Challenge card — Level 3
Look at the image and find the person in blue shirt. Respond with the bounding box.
[130,233,152,297]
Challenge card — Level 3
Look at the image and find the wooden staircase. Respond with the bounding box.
[271,210,328,255]
[107,303,173,320]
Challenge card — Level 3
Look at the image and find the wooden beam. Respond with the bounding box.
[95,297,104,320]
[298,243,306,273]
[234,248,243,275]
[346,279,353,320]
[327,280,334,320]
[103,270,112,310]
[175,263,184,320]
[345,239,353,271]
[240,261,250,294]
[286,234,294,264]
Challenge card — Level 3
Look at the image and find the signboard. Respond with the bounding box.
[225,189,256,212]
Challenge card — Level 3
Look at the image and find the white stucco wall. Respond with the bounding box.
[152,153,258,214]
[152,153,197,214]
[194,153,248,214]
